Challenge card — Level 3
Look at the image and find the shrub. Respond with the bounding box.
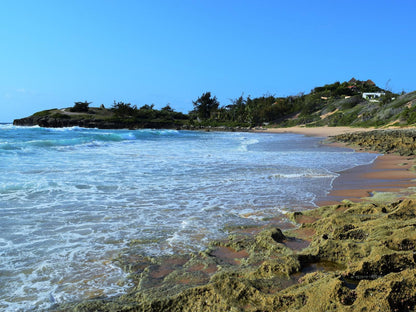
[70,101,91,112]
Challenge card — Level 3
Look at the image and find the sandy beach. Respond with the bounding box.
[318,154,416,205]
[256,126,375,137]
[258,126,416,206]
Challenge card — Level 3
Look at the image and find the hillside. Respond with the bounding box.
[281,88,416,128]
[183,79,416,128]
[13,79,416,129]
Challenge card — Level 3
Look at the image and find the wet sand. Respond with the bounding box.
[318,153,416,205]
[255,126,375,137]
[261,126,416,206]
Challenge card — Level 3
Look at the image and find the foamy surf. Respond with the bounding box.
[0,126,378,310]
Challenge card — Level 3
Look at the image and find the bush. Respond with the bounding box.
[70,101,91,112]
[111,101,137,117]
[340,95,362,110]
[401,107,416,125]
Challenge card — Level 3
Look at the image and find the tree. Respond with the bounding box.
[192,92,220,120]
[70,101,91,112]
[161,104,174,112]
[111,101,137,117]
[226,95,247,122]
[139,104,155,110]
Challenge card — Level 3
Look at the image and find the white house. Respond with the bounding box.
[362,92,385,102]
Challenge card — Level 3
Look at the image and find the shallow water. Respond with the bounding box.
[0,125,378,310]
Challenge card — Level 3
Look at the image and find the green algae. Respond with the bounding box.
[332,129,416,156]
[55,197,416,311]
[364,191,400,203]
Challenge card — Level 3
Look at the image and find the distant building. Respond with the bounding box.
[362,92,385,102]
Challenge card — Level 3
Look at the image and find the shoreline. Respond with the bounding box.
[256,126,416,207]
[57,126,416,311]
[254,125,375,137]
[318,153,416,206]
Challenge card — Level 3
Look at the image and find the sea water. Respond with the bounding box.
[0,124,378,311]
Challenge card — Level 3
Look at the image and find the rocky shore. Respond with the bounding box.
[12,107,253,132]
[13,114,252,132]
[54,129,416,312]
[55,198,416,312]
[12,114,185,130]
[332,129,416,156]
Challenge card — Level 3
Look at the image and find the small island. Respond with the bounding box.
[12,101,190,130]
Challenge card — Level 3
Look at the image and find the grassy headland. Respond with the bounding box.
[13,103,190,129]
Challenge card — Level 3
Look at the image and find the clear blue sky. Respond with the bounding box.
[1,0,415,122]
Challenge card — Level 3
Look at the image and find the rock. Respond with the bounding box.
[54,198,416,312]
[332,129,416,155]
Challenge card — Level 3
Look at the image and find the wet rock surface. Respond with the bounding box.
[13,115,186,130]
[332,129,416,156]
[54,197,416,311]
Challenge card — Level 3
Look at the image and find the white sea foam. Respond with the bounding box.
[270,172,338,179]
[238,137,260,152]
[43,126,84,131]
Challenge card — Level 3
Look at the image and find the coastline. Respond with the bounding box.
[257,126,416,206]
[319,154,416,206]
[56,126,416,311]
[254,125,375,137]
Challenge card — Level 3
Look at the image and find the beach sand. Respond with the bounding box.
[256,126,416,206]
[256,125,374,137]
[318,154,416,205]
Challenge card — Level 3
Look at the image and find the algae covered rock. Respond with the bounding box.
[56,199,416,311]
[332,129,416,155]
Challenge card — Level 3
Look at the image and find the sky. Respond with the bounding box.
[1,0,415,122]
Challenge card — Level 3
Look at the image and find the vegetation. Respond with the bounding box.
[15,78,416,129]
[69,101,91,112]
[33,108,59,117]
[191,92,220,120]
[110,101,188,122]
[187,78,416,128]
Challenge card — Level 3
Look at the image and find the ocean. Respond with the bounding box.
[0,124,378,311]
